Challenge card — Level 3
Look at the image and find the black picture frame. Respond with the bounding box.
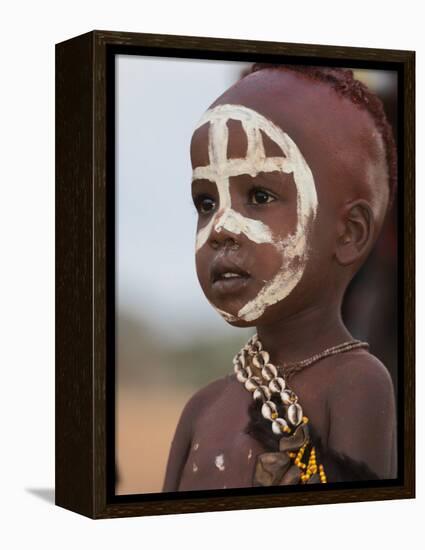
[55,29,415,519]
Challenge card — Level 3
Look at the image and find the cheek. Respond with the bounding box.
[252,242,284,281]
[267,211,298,244]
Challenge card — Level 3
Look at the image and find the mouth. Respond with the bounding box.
[210,259,251,294]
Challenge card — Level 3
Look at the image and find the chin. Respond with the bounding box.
[225,317,256,329]
[213,305,259,328]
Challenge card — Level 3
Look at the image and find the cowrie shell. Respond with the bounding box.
[280,390,292,405]
[253,385,271,401]
[288,403,303,426]
[245,376,262,392]
[269,377,286,393]
[252,356,262,369]
[262,364,278,381]
[236,370,248,383]
[271,418,289,434]
[261,400,278,420]
[260,351,270,364]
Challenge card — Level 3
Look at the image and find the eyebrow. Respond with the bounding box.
[191,178,216,186]
[229,171,293,185]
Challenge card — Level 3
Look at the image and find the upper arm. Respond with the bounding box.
[327,355,397,479]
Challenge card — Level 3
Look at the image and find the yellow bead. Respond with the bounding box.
[303,416,309,424]
[271,412,278,419]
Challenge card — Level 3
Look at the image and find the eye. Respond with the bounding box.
[194,194,217,214]
[250,188,276,205]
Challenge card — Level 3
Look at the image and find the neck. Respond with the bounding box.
[256,300,352,366]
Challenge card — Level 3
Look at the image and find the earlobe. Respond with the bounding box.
[335,200,375,266]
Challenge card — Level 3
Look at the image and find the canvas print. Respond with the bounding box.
[115,55,398,496]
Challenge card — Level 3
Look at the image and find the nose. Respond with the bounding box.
[209,209,240,250]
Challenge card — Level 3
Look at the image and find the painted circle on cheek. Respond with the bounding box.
[193,104,318,323]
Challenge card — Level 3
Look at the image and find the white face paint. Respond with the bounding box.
[193,104,318,323]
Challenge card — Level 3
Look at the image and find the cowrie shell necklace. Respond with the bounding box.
[233,334,369,484]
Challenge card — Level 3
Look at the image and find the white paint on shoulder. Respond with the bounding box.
[214,454,225,471]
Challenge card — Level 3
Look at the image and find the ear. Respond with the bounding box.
[335,199,375,266]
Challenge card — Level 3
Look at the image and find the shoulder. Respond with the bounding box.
[328,349,395,405]
[178,374,234,424]
[325,350,396,476]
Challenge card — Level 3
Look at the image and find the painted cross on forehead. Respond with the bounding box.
[193,104,318,323]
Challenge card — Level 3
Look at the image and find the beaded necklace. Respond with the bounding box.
[233,334,369,486]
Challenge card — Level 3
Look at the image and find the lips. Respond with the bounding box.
[210,256,251,294]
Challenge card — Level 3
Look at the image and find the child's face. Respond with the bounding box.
[191,104,317,324]
[191,69,388,326]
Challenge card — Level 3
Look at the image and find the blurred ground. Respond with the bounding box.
[116,386,194,495]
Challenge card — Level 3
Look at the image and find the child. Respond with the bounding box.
[162,64,397,491]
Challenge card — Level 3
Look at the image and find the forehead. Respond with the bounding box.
[191,69,387,210]
[191,104,292,167]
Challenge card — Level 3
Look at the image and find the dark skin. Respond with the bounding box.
[162,69,396,492]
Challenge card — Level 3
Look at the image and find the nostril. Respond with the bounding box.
[226,238,240,250]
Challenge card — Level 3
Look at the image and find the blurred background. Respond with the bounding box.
[115,56,398,495]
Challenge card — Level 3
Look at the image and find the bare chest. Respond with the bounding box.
[177,372,330,491]
[178,382,266,491]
